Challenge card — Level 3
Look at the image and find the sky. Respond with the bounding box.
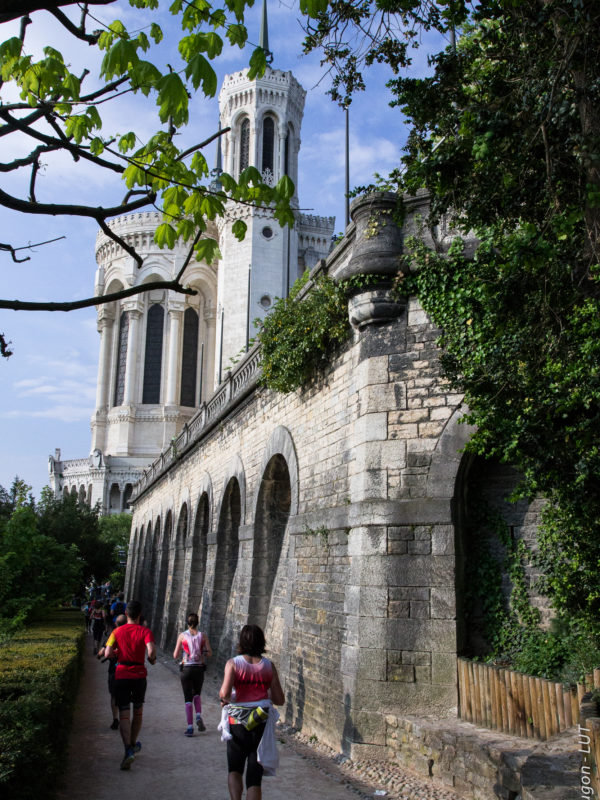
[0,1,446,500]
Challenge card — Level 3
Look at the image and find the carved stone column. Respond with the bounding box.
[123,307,143,405]
[202,302,217,400]
[165,305,183,406]
[95,307,115,413]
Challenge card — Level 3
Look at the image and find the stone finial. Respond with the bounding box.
[337,191,403,281]
[338,192,405,328]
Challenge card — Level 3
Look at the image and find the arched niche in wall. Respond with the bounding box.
[187,480,212,621]
[454,454,548,660]
[141,518,159,620]
[210,477,241,668]
[249,426,298,660]
[165,502,188,648]
[248,455,291,630]
[109,483,120,511]
[154,510,172,639]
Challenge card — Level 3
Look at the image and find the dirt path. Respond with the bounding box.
[56,633,462,800]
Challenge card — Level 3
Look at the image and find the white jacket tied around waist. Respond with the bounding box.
[218,699,280,776]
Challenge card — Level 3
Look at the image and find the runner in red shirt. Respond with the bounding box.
[105,599,156,770]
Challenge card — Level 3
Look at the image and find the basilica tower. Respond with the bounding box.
[49,1,334,512]
[214,3,308,377]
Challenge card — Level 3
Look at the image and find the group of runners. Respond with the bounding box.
[93,598,285,800]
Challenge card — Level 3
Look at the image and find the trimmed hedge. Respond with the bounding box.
[0,609,84,800]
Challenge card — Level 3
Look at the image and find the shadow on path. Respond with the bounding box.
[56,634,371,800]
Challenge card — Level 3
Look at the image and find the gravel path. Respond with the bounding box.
[56,634,464,800]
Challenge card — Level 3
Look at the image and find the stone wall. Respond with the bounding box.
[125,192,546,764]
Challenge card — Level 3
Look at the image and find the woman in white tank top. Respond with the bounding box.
[173,613,213,736]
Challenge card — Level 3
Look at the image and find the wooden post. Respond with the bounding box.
[512,670,526,737]
[483,664,492,728]
[563,686,573,729]
[506,668,516,735]
[523,674,534,738]
[555,682,566,732]
[594,668,600,689]
[571,686,580,726]
[490,666,498,730]
[535,677,547,740]
[547,681,558,736]
[472,661,481,725]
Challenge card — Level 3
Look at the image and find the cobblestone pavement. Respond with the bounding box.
[56,635,464,800]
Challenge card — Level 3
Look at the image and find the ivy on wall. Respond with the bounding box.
[256,271,379,393]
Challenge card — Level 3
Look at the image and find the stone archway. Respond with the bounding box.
[248,454,291,632]
[165,503,188,648]
[453,455,548,659]
[210,478,241,668]
[140,520,157,617]
[188,491,210,622]
[154,510,172,640]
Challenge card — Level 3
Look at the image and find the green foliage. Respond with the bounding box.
[257,271,391,392]
[256,271,350,393]
[1,0,297,281]
[0,610,84,800]
[303,0,600,633]
[464,492,540,662]
[37,491,116,586]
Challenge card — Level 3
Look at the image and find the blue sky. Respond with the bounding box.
[0,1,445,499]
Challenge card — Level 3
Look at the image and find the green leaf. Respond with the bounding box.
[195,237,220,264]
[247,47,267,80]
[155,222,177,249]
[118,132,137,153]
[232,219,247,241]
[184,53,217,96]
[276,175,295,201]
[150,23,163,44]
[155,72,189,126]
[226,24,247,48]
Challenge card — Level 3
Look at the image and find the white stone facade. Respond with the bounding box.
[49,62,334,513]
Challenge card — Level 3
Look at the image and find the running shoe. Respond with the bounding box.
[132,741,142,753]
[196,715,206,732]
[120,747,135,770]
[185,726,194,737]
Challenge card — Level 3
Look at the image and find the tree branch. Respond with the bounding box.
[0,235,66,262]
[0,109,125,174]
[0,144,58,172]
[0,185,152,221]
[48,7,99,45]
[0,1,116,24]
[0,280,197,312]
[97,217,145,268]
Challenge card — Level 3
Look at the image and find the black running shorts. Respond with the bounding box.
[114,677,147,711]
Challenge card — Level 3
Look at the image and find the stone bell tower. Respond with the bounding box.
[214,0,307,378]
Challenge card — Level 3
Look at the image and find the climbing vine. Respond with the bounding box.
[257,271,383,393]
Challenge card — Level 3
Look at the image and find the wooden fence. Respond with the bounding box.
[458,657,600,740]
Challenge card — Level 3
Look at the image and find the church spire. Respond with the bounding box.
[259,0,273,64]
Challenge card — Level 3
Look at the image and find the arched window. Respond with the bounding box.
[239,118,250,174]
[284,132,289,176]
[113,311,129,406]
[180,307,199,407]
[142,304,164,404]
[262,116,275,174]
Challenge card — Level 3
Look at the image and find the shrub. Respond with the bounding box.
[0,609,84,800]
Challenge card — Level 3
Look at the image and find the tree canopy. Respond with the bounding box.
[0,479,130,629]
[302,0,600,631]
[0,0,296,355]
